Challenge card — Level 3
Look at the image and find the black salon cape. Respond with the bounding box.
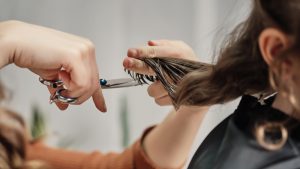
[188,95,300,169]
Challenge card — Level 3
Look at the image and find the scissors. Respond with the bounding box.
[39,77,145,104]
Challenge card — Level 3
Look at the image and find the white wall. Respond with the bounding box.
[0,0,250,167]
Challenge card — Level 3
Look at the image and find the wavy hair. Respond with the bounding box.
[128,0,300,108]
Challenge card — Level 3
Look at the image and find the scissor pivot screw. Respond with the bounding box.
[100,79,107,85]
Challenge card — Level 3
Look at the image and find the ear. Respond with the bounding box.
[258,28,289,66]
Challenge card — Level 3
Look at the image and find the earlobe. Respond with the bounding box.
[258,28,289,66]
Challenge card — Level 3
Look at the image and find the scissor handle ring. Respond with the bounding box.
[50,89,77,104]
[39,77,64,88]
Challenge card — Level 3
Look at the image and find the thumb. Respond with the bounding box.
[58,70,71,89]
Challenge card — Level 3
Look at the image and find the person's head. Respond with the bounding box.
[0,108,26,169]
[174,0,300,113]
[257,0,300,112]
[0,108,50,169]
[0,86,49,169]
[130,0,300,150]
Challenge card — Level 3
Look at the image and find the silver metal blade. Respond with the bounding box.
[100,78,143,89]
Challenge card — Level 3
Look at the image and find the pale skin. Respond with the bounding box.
[1,21,299,169]
[0,20,106,112]
[136,29,300,168]
[125,29,300,168]
[124,40,209,168]
[0,21,209,169]
[259,28,300,118]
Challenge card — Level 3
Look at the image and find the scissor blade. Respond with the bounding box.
[100,78,143,89]
[106,78,135,85]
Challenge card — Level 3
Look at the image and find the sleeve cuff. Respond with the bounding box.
[133,126,159,169]
[133,126,185,169]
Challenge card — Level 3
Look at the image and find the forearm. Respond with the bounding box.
[27,139,153,169]
[143,106,209,169]
[0,20,15,68]
[27,143,87,169]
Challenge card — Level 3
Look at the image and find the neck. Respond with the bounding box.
[272,93,294,117]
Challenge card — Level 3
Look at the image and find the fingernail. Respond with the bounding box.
[123,58,133,68]
[63,84,68,90]
[149,40,159,45]
[102,104,107,113]
[127,58,133,67]
[128,48,138,57]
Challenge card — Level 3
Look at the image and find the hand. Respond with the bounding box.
[123,40,198,106]
[0,20,106,112]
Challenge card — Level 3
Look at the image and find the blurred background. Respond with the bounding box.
[0,0,250,167]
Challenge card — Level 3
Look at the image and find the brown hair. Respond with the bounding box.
[175,0,300,107]
[128,0,300,150]
[0,108,26,169]
[0,83,50,169]
[127,57,212,108]
[130,0,300,107]
[127,0,300,150]
[0,108,51,169]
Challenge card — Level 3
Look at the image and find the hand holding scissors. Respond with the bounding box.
[39,77,147,105]
[0,21,106,112]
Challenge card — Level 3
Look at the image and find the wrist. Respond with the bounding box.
[0,20,20,68]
